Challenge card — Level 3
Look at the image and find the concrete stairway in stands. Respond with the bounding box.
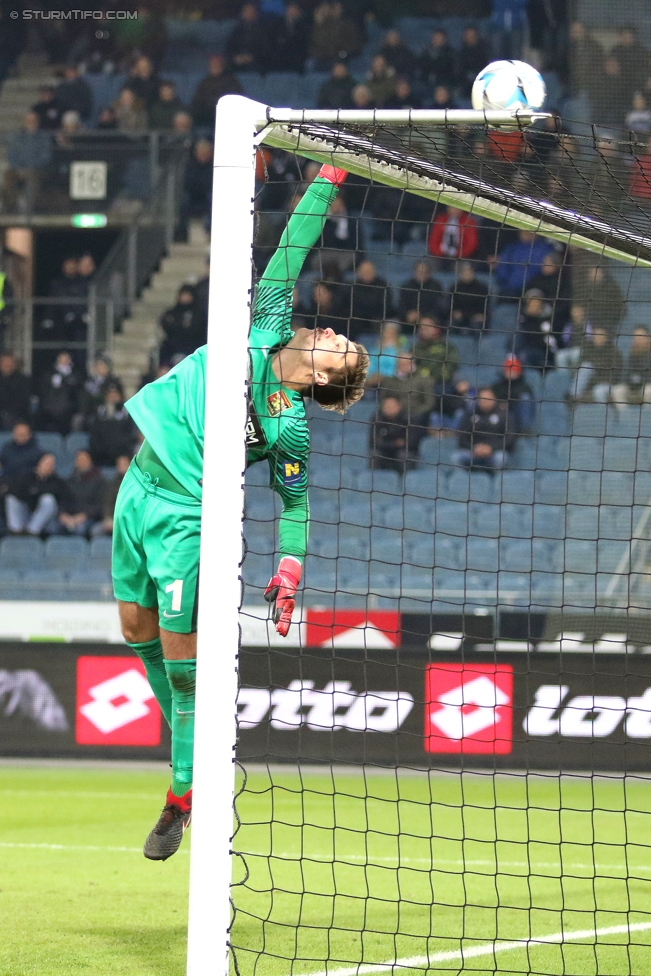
[110,221,209,396]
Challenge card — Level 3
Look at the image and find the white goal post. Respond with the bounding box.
[186,93,646,976]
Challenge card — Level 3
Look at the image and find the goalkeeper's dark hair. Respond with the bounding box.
[308,342,369,415]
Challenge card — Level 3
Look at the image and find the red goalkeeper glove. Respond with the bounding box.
[318,164,348,187]
[264,556,302,637]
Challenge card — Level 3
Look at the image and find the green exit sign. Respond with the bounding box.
[71,214,107,228]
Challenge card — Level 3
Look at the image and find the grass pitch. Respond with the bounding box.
[3,763,651,976]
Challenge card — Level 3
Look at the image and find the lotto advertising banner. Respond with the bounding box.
[0,644,170,759]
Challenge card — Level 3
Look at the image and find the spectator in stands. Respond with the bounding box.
[370,395,416,473]
[111,87,147,133]
[572,326,626,406]
[191,55,243,128]
[385,78,420,110]
[93,454,131,537]
[569,21,603,102]
[432,84,455,111]
[492,231,554,299]
[379,30,413,78]
[489,0,529,60]
[612,26,649,105]
[308,1,363,70]
[78,356,122,426]
[38,352,80,435]
[319,192,357,269]
[270,2,311,73]
[0,355,31,431]
[398,259,446,326]
[31,86,61,131]
[112,4,167,67]
[307,281,345,333]
[449,261,490,334]
[428,206,479,262]
[351,84,373,109]
[457,26,491,99]
[148,80,183,130]
[97,106,118,130]
[526,250,569,327]
[598,56,630,129]
[192,255,210,338]
[5,452,71,537]
[317,62,355,109]
[557,302,593,370]
[226,3,271,72]
[56,449,104,537]
[626,326,651,404]
[39,256,83,348]
[366,321,405,384]
[178,139,213,241]
[626,93,651,135]
[418,29,456,89]
[88,384,136,467]
[3,111,51,213]
[630,133,651,202]
[575,264,625,336]
[376,350,436,437]
[412,315,460,394]
[350,259,393,340]
[514,289,557,370]
[55,65,92,122]
[0,422,42,487]
[159,285,205,364]
[453,387,515,470]
[492,355,535,432]
[366,55,397,107]
[172,112,193,136]
[125,55,159,108]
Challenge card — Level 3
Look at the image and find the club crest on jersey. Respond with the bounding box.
[282,461,302,485]
[267,389,292,417]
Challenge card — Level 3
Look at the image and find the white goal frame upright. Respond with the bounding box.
[185,93,648,976]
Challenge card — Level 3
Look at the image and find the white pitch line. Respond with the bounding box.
[0,842,189,854]
[292,921,651,976]
[242,852,651,873]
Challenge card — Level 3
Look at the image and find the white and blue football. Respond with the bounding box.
[471,60,546,112]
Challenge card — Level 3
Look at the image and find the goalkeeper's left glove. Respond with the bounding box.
[264,556,302,637]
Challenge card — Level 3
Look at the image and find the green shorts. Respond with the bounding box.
[112,460,202,634]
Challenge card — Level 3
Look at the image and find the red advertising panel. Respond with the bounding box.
[76,656,161,746]
[306,610,401,648]
[425,663,513,754]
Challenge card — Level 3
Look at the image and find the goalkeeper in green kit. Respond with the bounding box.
[112,163,368,860]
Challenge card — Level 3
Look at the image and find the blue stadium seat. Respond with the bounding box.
[243,553,275,589]
[477,332,508,366]
[572,404,609,436]
[335,557,369,589]
[466,537,498,572]
[535,436,570,470]
[539,401,570,436]
[499,503,533,538]
[245,488,276,521]
[634,472,651,504]
[569,436,604,471]
[542,367,572,402]
[499,539,532,572]
[370,526,403,561]
[567,470,601,505]
[0,536,43,570]
[37,432,63,457]
[435,500,468,537]
[536,471,568,504]
[310,464,343,489]
[67,568,113,600]
[44,536,88,571]
[599,506,633,541]
[468,501,501,538]
[600,471,634,506]
[65,431,90,456]
[597,538,629,574]
[245,463,268,486]
[603,437,638,472]
[22,568,68,599]
[606,407,642,437]
[89,536,113,568]
[353,469,401,494]
[497,572,531,597]
[405,469,439,499]
[563,540,597,574]
[562,572,597,607]
[566,505,600,540]
[401,566,434,593]
[494,469,535,504]
[533,504,565,539]
[380,499,434,531]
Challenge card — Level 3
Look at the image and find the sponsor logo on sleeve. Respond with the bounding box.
[282,460,302,485]
[245,400,267,448]
[267,389,292,417]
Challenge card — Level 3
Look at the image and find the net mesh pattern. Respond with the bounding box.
[232,118,651,976]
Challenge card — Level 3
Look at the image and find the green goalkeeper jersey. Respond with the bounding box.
[125,175,339,561]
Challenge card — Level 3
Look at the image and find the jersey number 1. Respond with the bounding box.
[166,579,184,613]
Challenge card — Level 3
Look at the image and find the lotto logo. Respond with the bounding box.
[424,663,513,754]
[75,656,161,746]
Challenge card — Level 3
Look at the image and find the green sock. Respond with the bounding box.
[128,638,172,728]
[164,658,196,797]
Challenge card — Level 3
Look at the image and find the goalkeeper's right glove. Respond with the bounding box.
[264,556,302,637]
[318,164,348,187]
